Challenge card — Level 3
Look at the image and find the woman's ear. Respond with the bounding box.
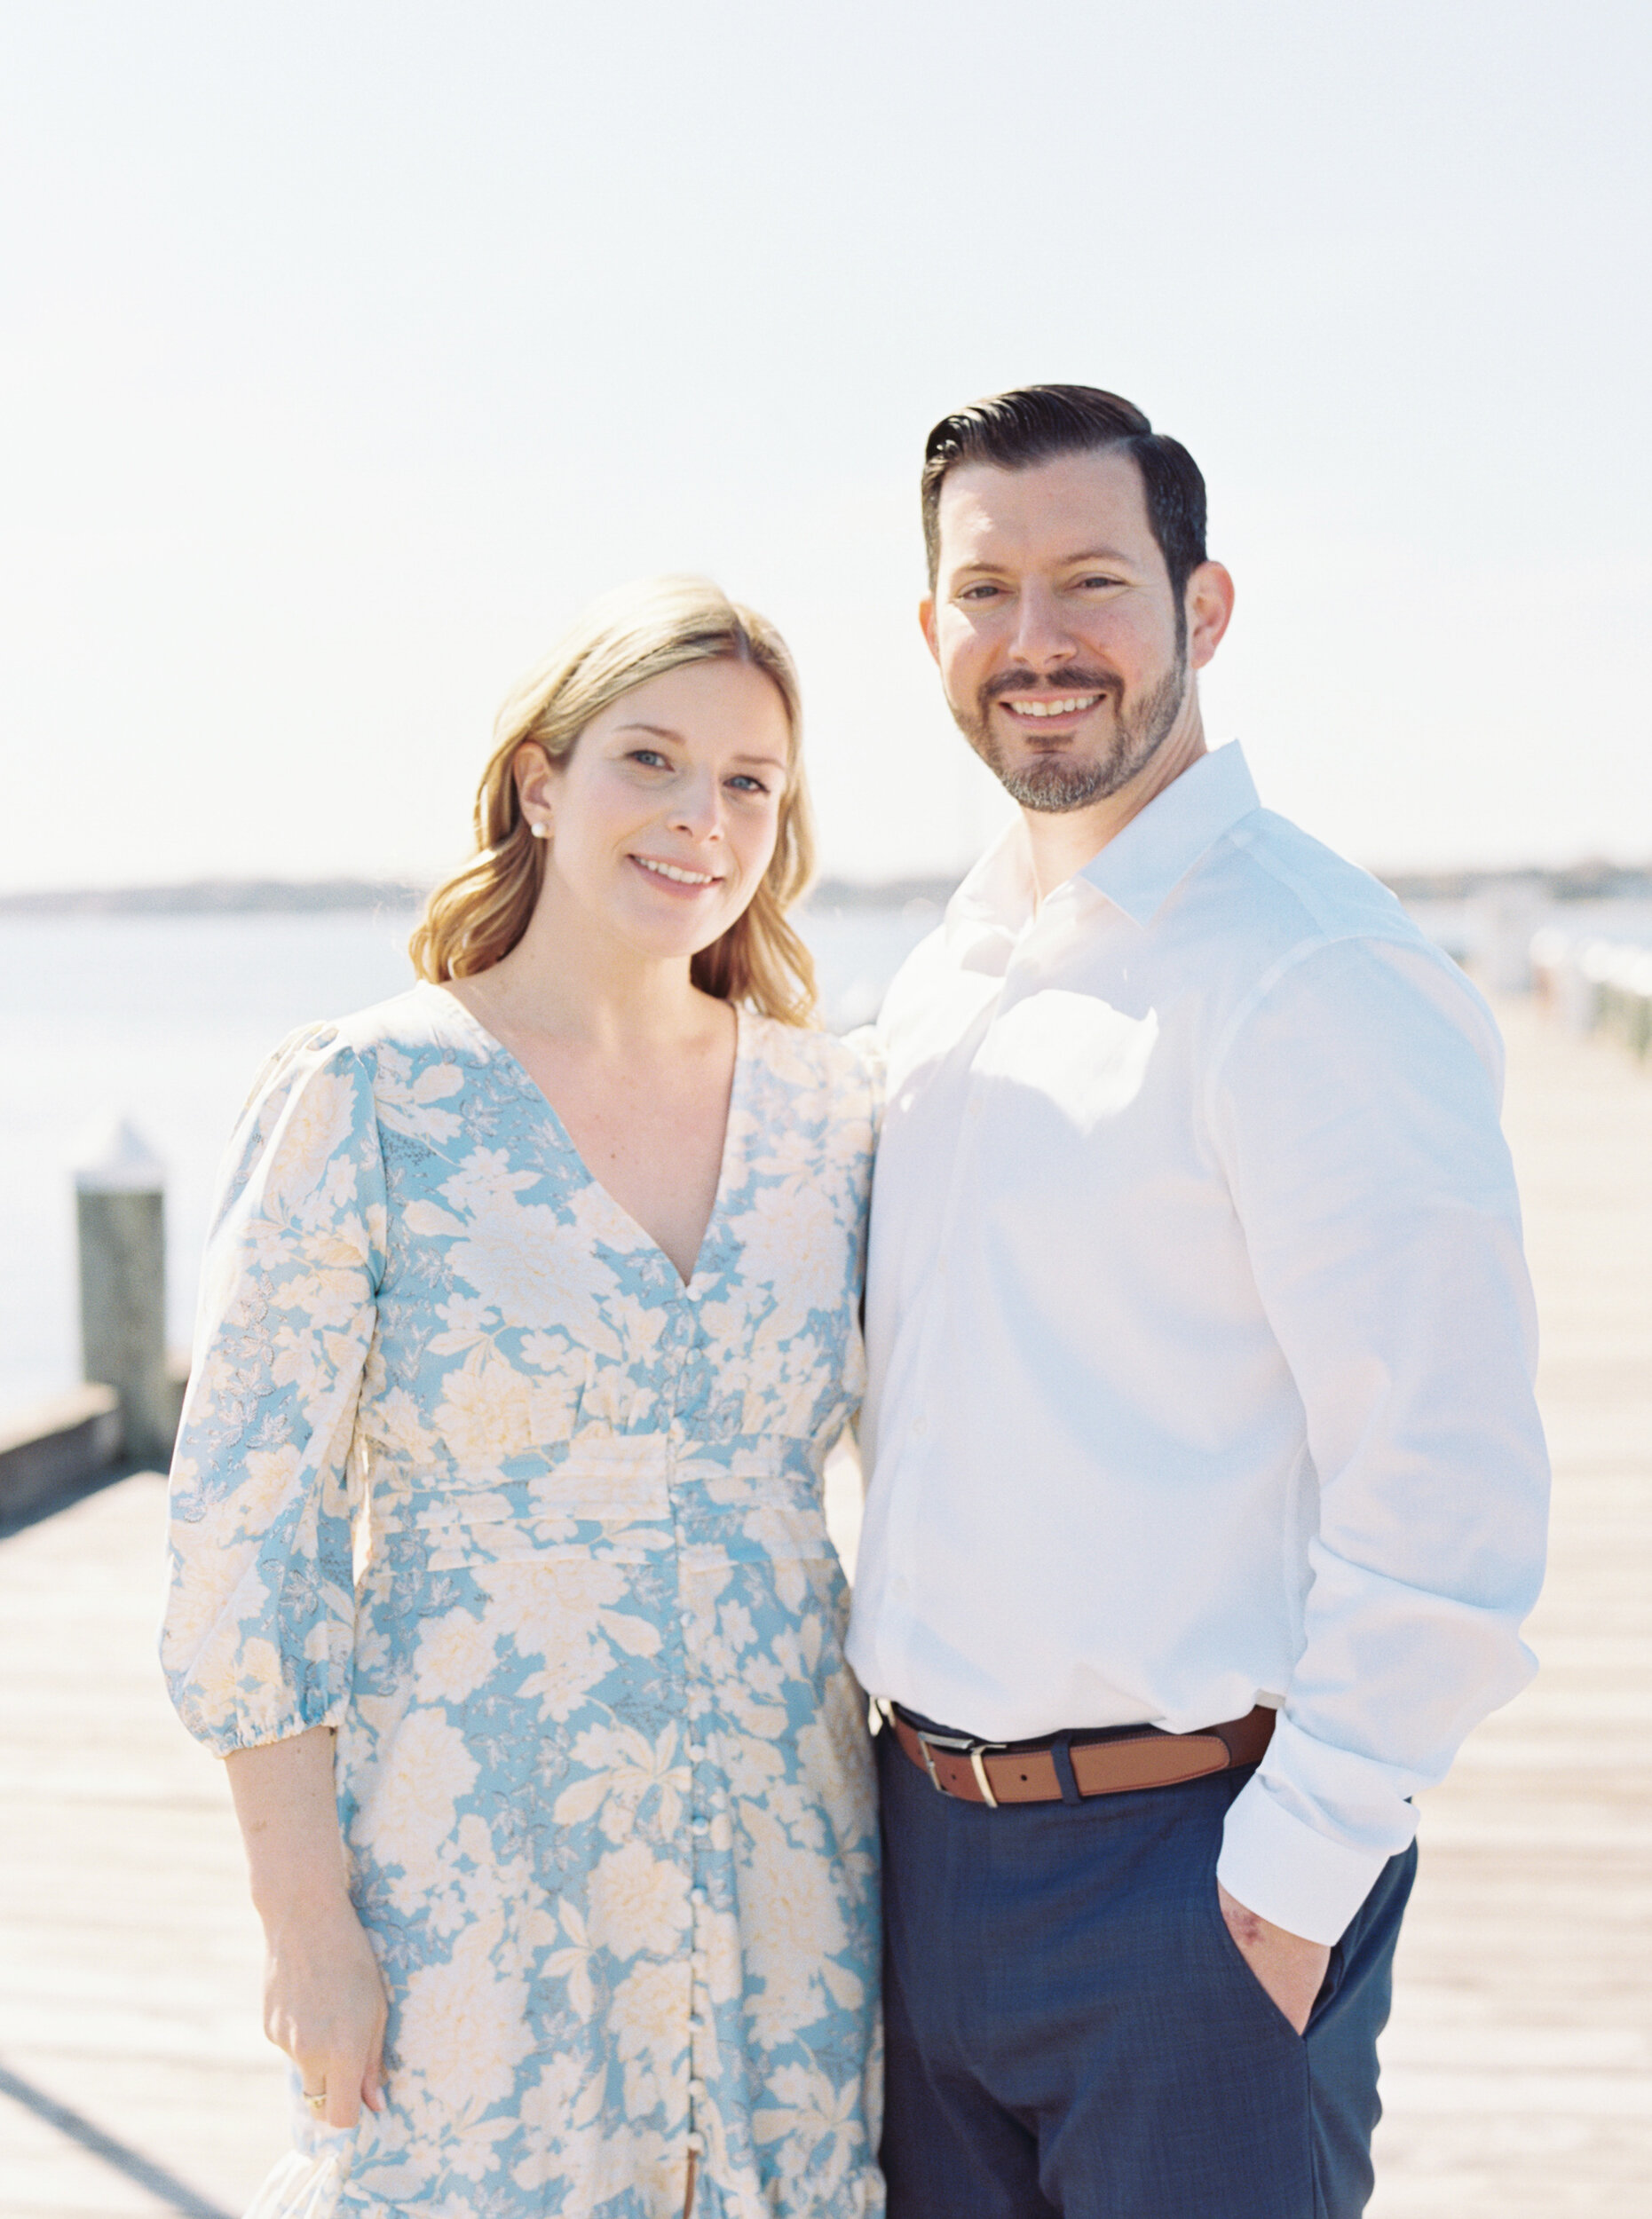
[513,741,558,838]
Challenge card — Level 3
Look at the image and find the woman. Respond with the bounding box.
[162,577,883,2219]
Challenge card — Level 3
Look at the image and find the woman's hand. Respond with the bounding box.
[261,1895,388,2129]
[224,1725,388,2128]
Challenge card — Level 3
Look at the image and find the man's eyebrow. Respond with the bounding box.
[951,546,1138,577]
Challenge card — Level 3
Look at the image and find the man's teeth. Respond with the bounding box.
[636,857,718,886]
[1005,695,1101,719]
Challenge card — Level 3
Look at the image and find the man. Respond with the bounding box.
[847,385,1549,2218]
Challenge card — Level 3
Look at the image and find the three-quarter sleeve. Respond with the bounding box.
[1208,935,1550,1943]
[162,1024,387,1755]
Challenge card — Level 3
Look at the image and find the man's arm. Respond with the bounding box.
[1208,932,1550,1948]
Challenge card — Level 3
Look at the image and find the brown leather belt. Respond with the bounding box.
[886,1703,1275,1808]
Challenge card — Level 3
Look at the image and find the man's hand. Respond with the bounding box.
[1216,1881,1332,2035]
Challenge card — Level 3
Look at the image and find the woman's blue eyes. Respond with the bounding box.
[625,750,769,794]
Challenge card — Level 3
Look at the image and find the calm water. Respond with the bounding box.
[0,903,938,1421]
[11,893,1650,1426]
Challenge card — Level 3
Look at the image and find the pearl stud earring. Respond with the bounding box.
[530,821,549,840]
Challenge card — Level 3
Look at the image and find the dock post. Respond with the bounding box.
[74,1119,174,1465]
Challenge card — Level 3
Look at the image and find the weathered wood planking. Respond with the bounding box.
[1369,997,1652,2211]
[0,994,1646,2215]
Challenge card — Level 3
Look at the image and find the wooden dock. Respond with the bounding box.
[0,997,1647,2215]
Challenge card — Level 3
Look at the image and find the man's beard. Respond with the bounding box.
[956,651,1189,814]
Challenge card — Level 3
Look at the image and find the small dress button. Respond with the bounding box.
[686,1742,706,1762]
[685,2132,705,2153]
[691,1817,709,1836]
[690,1887,707,1907]
[689,2078,707,2099]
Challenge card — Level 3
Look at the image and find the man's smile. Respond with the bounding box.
[999,693,1103,723]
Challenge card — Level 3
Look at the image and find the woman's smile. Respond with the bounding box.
[628,851,726,894]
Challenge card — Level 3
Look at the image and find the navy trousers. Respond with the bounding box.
[878,1726,1415,2219]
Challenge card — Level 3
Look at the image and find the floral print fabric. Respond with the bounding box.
[162,983,883,2218]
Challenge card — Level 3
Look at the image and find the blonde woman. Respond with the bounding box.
[162,578,882,2219]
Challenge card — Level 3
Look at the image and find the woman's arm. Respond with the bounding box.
[225,1728,388,2128]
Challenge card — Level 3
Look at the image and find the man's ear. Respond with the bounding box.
[1185,562,1235,671]
[919,594,940,665]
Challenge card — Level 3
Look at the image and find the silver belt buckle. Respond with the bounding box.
[916,1726,1003,1809]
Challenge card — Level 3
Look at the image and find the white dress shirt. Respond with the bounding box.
[847,742,1549,1945]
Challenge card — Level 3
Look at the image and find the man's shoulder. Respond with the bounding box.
[1196,807,1425,961]
[1188,811,1504,1082]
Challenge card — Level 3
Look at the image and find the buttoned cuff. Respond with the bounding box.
[1216,1773,1411,1947]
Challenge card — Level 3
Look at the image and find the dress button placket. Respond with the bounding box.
[679,1380,710,2183]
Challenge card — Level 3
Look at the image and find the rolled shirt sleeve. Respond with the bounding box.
[1208,936,1550,1942]
[162,1024,386,1755]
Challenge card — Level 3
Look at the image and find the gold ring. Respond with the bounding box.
[303,2086,327,2112]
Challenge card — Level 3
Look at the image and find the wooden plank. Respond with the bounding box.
[1369,999,1652,2211]
[0,1472,288,2216]
[0,1388,120,1525]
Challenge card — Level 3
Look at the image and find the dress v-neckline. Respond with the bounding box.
[423,981,747,1291]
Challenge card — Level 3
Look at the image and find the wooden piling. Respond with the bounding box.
[74,1119,174,1466]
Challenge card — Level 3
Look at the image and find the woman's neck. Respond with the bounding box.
[455,892,726,1061]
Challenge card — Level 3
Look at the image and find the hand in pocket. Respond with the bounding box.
[1216,1881,1332,2035]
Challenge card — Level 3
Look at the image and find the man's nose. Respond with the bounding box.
[1008,583,1078,668]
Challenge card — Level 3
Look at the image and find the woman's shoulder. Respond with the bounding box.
[740,1011,881,1124]
[234,983,490,1124]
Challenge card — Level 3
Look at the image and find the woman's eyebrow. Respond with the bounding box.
[613,721,684,741]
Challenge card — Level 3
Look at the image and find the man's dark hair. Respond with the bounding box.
[920,384,1208,604]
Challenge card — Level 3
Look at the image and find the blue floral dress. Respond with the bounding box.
[161,983,883,2219]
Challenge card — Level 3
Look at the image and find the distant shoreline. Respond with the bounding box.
[0,874,968,919]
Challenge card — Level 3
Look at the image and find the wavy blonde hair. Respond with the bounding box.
[409,576,818,1024]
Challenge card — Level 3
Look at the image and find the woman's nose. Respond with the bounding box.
[669,772,725,840]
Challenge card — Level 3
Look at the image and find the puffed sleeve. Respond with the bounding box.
[161,1023,386,1754]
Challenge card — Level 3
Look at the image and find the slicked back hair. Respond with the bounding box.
[920,384,1208,605]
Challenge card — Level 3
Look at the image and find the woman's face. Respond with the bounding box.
[521,657,793,964]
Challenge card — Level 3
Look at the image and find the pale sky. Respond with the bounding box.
[2,0,1647,891]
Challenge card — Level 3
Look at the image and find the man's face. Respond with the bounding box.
[922,447,1196,814]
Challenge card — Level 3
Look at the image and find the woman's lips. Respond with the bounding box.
[628,854,723,894]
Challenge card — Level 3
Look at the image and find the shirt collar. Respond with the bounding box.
[943,813,1038,965]
[942,741,1261,959]
[1077,741,1261,926]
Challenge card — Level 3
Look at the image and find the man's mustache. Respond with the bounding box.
[982,667,1120,703]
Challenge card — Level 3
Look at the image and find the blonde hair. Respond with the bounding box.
[409,576,818,1024]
